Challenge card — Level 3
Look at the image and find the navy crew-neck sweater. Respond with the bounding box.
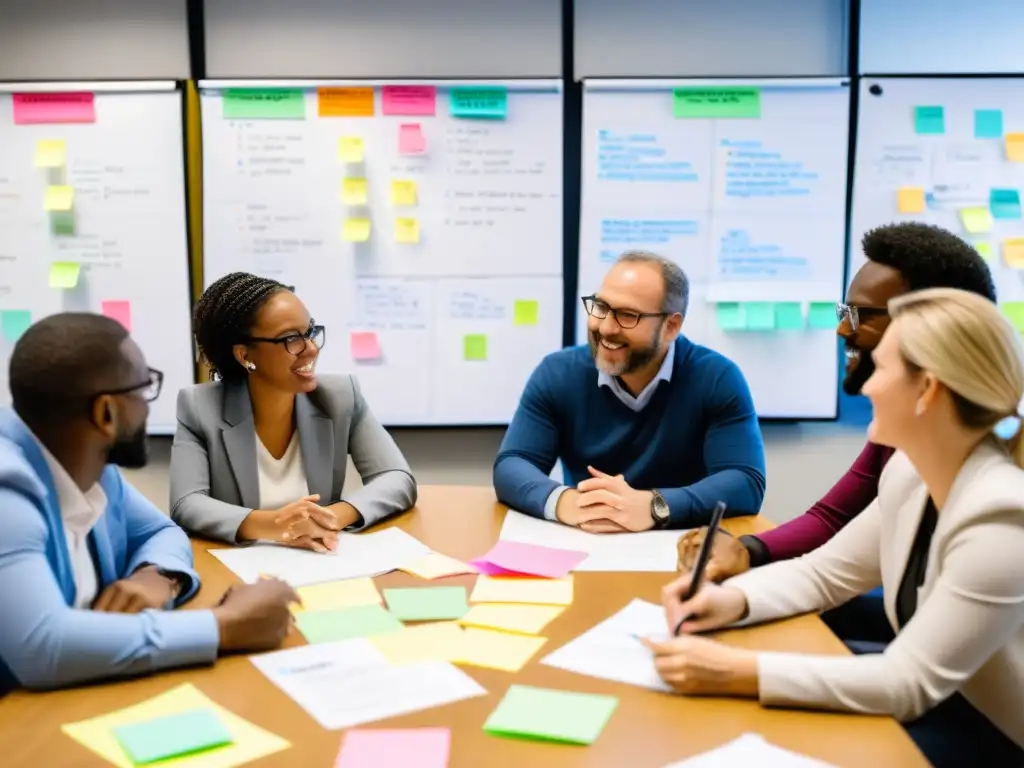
[493,337,766,527]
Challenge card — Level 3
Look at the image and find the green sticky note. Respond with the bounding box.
[50,210,75,236]
[673,87,761,119]
[483,685,619,745]
[743,302,775,330]
[513,299,539,326]
[975,109,1003,139]
[450,87,507,119]
[223,88,306,119]
[1,310,31,343]
[715,302,744,331]
[463,334,487,361]
[384,586,468,621]
[808,302,836,331]
[296,605,403,644]
[774,302,804,331]
[1002,302,1024,334]
[914,105,945,135]
[975,241,994,261]
[49,261,80,289]
[112,708,233,764]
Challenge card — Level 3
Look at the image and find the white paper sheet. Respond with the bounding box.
[541,598,672,691]
[249,639,486,730]
[499,509,683,571]
[209,527,432,586]
[663,734,837,767]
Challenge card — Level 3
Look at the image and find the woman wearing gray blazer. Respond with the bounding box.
[170,272,417,549]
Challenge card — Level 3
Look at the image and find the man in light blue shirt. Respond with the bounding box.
[0,313,297,694]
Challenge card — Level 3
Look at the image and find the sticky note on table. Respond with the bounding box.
[318,87,374,117]
[1003,238,1024,268]
[296,605,403,644]
[371,621,465,665]
[49,261,80,289]
[897,187,925,214]
[458,627,547,672]
[975,241,993,261]
[450,87,507,119]
[470,575,573,606]
[474,540,587,579]
[342,177,368,205]
[35,139,66,168]
[399,552,477,580]
[463,334,487,361]
[338,136,365,163]
[291,577,381,614]
[1002,302,1024,332]
[13,92,95,125]
[336,728,450,768]
[395,217,420,244]
[1007,134,1024,163]
[1,310,31,343]
[960,206,994,234]
[743,302,775,331]
[101,300,131,331]
[112,708,233,765]
[808,302,835,331]
[914,105,945,135]
[44,185,73,212]
[343,218,371,242]
[513,300,539,326]
[398,123,427,155]
[715,302,744,331]
[673,87,761,119]
[61,683,290,768]
[990,188,1022,220]
[459,604,564,635]
[382,85,437,116]
[774,302,804,331]
[975,109,1004,139]
[350,331,382,362]
[384,586,468,621]
[483,685,619,745]
[223,89,305,120]
[390,179,418,206]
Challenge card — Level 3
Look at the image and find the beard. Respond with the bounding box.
[589,326,661,377]
[842,342,876,396]
[107,422,149,469]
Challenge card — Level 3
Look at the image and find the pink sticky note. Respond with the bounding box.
[13,93,95,125]
[381,86,437,116]
[398,123,427,155]
[477,540,588,579]
[350,331,382,361]
[469,558,526,577]
[336,728,450,768]
[101,300,131,331]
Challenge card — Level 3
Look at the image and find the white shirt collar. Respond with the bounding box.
[597,340,675,412]
[34,437,108,539]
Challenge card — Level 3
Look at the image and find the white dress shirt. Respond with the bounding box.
[256,432,311,510]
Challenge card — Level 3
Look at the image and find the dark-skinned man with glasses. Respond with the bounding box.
[494,251,766,532]
[0,313,298,694]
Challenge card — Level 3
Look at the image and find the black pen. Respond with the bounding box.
[673,500,727,637]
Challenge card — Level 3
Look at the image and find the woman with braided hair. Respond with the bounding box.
[169,272,416,549]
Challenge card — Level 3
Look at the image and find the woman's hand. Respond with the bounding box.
[640,634,759,697]
[273,495,341,553]
[661,571,749,634]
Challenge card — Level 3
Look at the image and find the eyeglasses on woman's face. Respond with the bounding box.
[247,324,326,355]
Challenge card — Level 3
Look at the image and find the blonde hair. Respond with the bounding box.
[890,287,1024,467]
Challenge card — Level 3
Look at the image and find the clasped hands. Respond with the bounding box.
[240,494,361,553]
[555,465,655,533]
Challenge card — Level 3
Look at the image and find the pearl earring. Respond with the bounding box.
[246,361,256,371]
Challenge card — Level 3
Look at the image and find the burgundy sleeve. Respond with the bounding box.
[754,441,894,563]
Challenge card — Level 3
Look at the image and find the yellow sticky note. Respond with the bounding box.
[395,217,420,244]
[342,177,368,205]
[370,621,465,665]
[897,187,925,214]
[960,207,994,234]
[1004,238,1024,268]
[399,553,478,580]
[459,603,564,635]
[513,300,539,326]
[290,577,381,615]
[390,180,418,206]
[343,218,371,242]
[49,261,80,289]
[35,139,65,168]
[457,627,547,672]
[338,136,364,163]
[1006,133,1024,162]
[44,185,73,212]
[60,683,290,768]
[469,575,574,606]
[975,242,993,261]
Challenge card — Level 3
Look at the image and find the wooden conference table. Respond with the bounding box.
[0,486,927,767]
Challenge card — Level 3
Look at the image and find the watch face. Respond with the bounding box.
[652,497,669,521]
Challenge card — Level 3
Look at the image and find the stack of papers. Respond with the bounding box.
[336,728,451,768]
[483,685,619,745]
[471,540,587,578]
[662,734,837,767]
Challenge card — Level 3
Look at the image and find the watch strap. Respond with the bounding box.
[739,535,771,568]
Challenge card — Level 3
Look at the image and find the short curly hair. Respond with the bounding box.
[862,222,996,302]
[193,272,288,382]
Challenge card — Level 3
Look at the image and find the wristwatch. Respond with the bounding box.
[650,491,670,528]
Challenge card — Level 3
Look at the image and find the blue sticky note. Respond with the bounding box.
[744,302,775,330]
[715,302,744,331]
[808,302,836,331]
[914,106,945,135]
[774,302,804,331]
[450,87,507,119]
[1,310,32,342]
[975,109,1004,139]
[990,188,1022,220]
[113,708,233,764]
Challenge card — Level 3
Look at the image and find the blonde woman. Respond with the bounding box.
[645,288,1024,767]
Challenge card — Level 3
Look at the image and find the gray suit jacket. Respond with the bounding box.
[169,374,417,543]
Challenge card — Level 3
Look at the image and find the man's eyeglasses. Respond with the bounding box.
[247,324,326,356]
[836,303,888,332]
[582,295,667,330]
[101,368,164,403]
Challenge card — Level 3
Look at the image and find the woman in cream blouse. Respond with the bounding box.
[645,288,1024,767]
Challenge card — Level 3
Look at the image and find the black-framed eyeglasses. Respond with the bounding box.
[836,303,888,332]
[100,368,164,403]
[247,324,326,355]
[582,295,667,330]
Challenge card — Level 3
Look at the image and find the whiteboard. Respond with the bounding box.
[200,79,564,426]
[0,81,194,435]
[578,79,851,418]
[851,77,1024,306]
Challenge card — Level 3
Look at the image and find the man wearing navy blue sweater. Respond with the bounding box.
[494,252,766,531]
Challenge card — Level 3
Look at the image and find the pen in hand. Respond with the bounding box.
[673,500,727,637]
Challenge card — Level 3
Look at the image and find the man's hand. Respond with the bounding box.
[213,578,300,653]
[93,566,178,613]
[676,528,751,581]
[575,466,655,532]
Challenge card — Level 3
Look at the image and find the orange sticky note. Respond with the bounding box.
[1004,239,1024,268]
[101,300,131,331]
[897,187,925,214]
[318,87,375,117]
[351,331,382,361]
[1006,133,1024,162]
